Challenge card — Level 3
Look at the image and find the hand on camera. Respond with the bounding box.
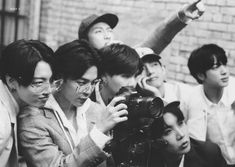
[96,96,128,133]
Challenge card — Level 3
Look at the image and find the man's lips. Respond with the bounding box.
[221,77,229,82]
[147,76,159,82]
[180,140,189,149]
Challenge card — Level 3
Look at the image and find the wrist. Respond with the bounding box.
[177,9,192,24]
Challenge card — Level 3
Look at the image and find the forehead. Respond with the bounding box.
[34,61,52,79]
[144,61,161,66]
[80,66,98,81]
[89,22,111,31]
[163,113,178,127]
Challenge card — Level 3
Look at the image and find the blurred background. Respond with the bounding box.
[1,0,235,84]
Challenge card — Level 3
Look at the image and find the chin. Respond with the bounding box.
[181,144,191,154]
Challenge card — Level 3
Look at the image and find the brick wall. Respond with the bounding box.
[39,0,235,84]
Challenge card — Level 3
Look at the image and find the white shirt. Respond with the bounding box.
[45,96,110,151]
[163,81,192,103]
[183,76,235,164]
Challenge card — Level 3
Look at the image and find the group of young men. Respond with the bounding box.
[1,0,235,167]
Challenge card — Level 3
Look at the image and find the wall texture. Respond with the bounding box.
[39,0,235,84]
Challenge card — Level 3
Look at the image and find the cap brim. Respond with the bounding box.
[141,53,161,60]
[92,13,118,29]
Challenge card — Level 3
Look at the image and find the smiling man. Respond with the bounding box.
[137,52,192,104]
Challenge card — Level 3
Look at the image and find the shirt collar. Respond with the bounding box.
[45,95,91,129]
[201,86,228,107]
[45,95,71,128]
[76,98,91,117]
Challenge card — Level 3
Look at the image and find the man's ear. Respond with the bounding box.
[51,79,63,92]
[197,73,206,82]
[5,75,18,91]
[101,74,108,86]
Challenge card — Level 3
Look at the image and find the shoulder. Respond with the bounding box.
[190,138,225,166]
[191,138,220,153]
[226,76,235,94]
[18,106,56,129]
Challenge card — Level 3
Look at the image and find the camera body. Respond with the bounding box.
[115,86,162,119]
[108,86,163,166]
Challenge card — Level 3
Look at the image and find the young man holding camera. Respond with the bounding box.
[91,43,162,166]
[90,43,140,106]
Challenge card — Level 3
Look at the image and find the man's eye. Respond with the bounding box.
[76,81,86,86]
[107,28,113,33]
[178,121,184,126]
[163,129,172,136]
[31,81,43,87]
[211,65,219,70]
[95,30,102,33]
[153,63,159,66]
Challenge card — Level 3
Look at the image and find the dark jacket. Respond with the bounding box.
[149,138,227,167]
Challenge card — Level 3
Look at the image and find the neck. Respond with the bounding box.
[100,85,114,105]
[158,84,165,98]
[203,84,224,104]
[8,86,27,109]
[163,152,183,167]
[54,91,76,120]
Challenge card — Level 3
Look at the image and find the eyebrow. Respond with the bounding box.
[33,77,47,80]
[91,26,111,30]
[77,78,96,82]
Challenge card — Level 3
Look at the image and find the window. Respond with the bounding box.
[0,0,30,57]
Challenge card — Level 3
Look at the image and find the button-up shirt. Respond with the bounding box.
[183,77,235,165]
[45,96,110,151]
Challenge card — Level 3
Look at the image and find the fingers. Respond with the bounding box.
[141,77,149,87]
[114,103,127,111]
[106,40,124,46]
[196,1,205,14]
[108,96,126,107]
[183,0,205,20]
[113,109,128,123]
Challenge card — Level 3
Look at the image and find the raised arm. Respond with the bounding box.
[139,0,205,54]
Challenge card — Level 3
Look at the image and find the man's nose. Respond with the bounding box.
[42,83,52,95]
[145,66,154,76]
[104,31,111,39]
[220,65,228,74]
[176,128,185,140]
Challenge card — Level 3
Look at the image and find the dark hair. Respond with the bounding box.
[151,101,184,140]
[188,44,227,84]
[54,39,101,80]
[99,43,141,77]
[141,54,162,66]
[0,39,54,86]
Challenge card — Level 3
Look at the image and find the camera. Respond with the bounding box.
[105,86,163,166]
[115,86,163,119]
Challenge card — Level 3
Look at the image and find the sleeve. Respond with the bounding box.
[18,111,108,167]
[90,125,111,149]
[137,12,186,55]
[0,102,11,155]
